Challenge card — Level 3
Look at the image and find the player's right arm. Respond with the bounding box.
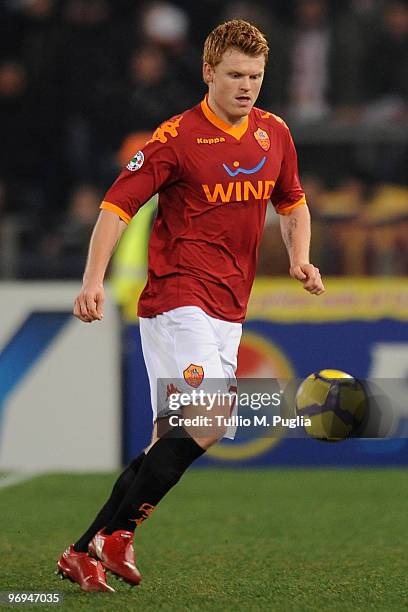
[74,116,182,322]
[74,210,127,323]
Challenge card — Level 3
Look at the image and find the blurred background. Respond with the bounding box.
[0,0,407,279]
[0,0,407,472]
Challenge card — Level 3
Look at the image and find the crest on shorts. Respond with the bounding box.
[126,150,144,171]
[183,364,204,388]
[254,128,270,151]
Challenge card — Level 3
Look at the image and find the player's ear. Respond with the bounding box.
[203,62,214,84]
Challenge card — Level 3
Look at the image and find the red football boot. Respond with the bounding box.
[56,545,115,592]
[89,529,142,585]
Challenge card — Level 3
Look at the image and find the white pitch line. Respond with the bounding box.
[0,471,43,490]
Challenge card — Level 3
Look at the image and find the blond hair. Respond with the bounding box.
[203,20,269,67]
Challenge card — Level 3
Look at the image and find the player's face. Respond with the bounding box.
[204,48,265,125]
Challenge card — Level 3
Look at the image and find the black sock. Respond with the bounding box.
[73,453,145,552]
[104,428,205,534]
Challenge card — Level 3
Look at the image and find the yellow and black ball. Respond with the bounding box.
[295,369,367,442]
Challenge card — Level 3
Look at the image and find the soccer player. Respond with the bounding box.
[56,19,324,592]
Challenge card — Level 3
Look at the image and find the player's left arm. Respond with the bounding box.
[280,204,325,295]
[270,120,324,296]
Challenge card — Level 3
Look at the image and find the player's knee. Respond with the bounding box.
[192,431,225,450]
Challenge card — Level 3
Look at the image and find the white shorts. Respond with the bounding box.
[139,306,242,439]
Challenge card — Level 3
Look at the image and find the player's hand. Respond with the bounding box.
[289,263,325,295]
[73,282,105,323]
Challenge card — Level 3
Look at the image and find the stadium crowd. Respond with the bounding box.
[0,0,407,279]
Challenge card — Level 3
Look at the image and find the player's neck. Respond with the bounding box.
[206,94,247,127]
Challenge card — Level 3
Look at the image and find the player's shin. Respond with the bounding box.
[73,452,145,552]
[104,427,205,534]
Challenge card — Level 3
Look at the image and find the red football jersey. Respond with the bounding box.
[102,97,306,322]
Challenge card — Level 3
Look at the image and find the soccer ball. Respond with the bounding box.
[295,369,367,442]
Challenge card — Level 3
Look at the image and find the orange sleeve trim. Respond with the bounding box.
[276,196,306,216]
[100,201,131,224]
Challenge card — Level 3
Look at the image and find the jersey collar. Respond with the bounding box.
[200,96,249,141]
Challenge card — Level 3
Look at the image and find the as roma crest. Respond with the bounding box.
[254,128,270,151]
[183,364,204,388]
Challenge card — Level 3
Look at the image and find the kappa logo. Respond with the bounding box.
[271,113,288,127]
[196,137,226,145]
[254,128,270,151]
[183,364,204,388]
[126,150,144,171]
[260,112,288,128]
[148,115,183,144]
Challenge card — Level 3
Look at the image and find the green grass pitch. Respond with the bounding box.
[0,469,407,611]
